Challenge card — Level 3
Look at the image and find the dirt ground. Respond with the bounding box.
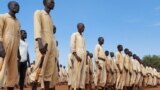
[12,85,160,90]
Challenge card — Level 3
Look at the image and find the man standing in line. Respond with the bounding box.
[88,52,94,90]
[0,1,21,90]
[105,50,110,89]
[70,23,86,90]
[116,45,125,90]
[68,53,74,90]
[30,0,56,90]
[94,37,106,90]
[18,30,31,90]
[123,48,130,90]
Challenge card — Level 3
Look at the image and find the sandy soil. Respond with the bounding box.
[1,85,158,90]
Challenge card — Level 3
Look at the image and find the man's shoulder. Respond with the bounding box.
[34,10,42,16]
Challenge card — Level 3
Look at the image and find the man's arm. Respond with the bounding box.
[17,48,21,61]
[0,15,5,58]
[98,57,105,61]
[27,52,31,67]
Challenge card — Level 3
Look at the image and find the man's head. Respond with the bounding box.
[20,30,27,40]
[117,44,123,52]
[105,50,109,56]
[124,48,129,55]
[86,51,89,56]
[63,66,66,69]
[53,25,56,34]
[8,1,20,13]
[133,54,137,59]
[43,0,55,10]
[89,53,93,59]
[60,64,62,67]
[77,23,85,34]
[128,51,132,57]
[110,52,114,58]
[98,37,104,45]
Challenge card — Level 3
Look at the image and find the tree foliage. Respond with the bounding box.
[143,55,160,71]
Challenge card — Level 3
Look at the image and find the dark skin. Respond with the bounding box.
[0,1,20,58]
[0,1,20,90]
[53,25,56,34]
[72,23,85,62]
[36,0,55,55]
[117,45,123,74]
[56,41,60,72]
[89,53,93,75]
[110,52,114,58]
[133,54,138,74]
[105,51,109,56]
[96,37,105,70]
[86,51,90,65]
[110,52,114,74]
[124,48,129,72]
[105,51,109,72]
[98,37,105,61]
[128,51,132,75]
[19,30,31,67]
[124,48,129,55]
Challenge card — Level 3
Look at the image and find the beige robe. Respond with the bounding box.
[94,44,106,87]
[116,52,125,89]
[138,64,144,87]
[105,56,110,84]
[85,56,90,84]
[153,68,157,86]
[0,13,20,87]
[113,57,119,85]
[68,53,73,86]
[50,47,59,88]
[109,57,116,85]
[135,60,141,85]
[30,10,56,83]
[148,67,153,86]
[145,66,149,86]
[70,32,86,89]
[128,57,133,86]
[124,54,130,86]
[130,59,137,85]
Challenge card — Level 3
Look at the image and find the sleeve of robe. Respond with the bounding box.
[70,33,76,53]
[116,52,122,71]
[0,15,4,41]
[110,60,114,73]
[34,10,42,39]
[132,60,137,73]
[129,59,133,73]
[94,45,100,62]
[68,54,72,68]
[89,59,93,73]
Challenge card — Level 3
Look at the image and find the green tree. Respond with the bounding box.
[143,55,160,71]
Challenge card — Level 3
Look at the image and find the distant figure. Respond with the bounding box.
[105,50,110,89]
[59,64,63,85]
[18,30,30,90]
[62,66,67,83]
[67,53,73,90]
[123,48,130,90]
[115,44,124,90]
[94,37,106,90]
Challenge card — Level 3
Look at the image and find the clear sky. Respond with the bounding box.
[0,0,160,66]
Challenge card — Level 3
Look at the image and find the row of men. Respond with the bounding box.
[0,0,160,90]
[68,35,160,90]
[0,0,61,90]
